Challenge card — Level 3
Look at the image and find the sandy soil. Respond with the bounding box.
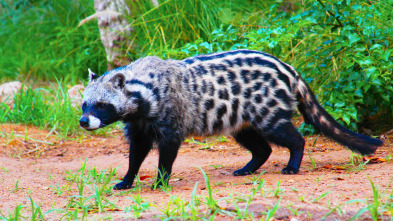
[0,124,392,220]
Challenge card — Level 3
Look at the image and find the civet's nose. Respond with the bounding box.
[79,116,89,128]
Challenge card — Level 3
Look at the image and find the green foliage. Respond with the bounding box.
[297,1,393,131]
[0,0,107,83]
[124,0,268,59]
[64,160,119,217]
[151,0,393,131]
[2,0,392,131]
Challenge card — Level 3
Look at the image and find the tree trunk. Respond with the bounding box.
[94,0,160,70]
[94,0,133,70]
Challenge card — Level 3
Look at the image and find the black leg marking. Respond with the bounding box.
[265,122,305,174]
[114,128,153,190]
[154,135,182,188]
[232,127,272,176]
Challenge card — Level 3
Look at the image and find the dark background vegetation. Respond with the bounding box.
[0,0,392,135]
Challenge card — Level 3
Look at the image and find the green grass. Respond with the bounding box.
[122,0,268,59]
[0,83,83,138]
[0,204,25,220]
[2,0,391,132]
[233,174,265,219]
[0,0,268,132]
[0,82,123,137]
[125,188,151,219]
[0,0,267,83]
[149,0,393,131]
[0,0,107,84]
[324,178,393,221]
[1,160,392,220]
[1,0,392,220]
[0,84,79,135]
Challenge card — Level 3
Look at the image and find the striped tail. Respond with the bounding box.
[296,78,383,155]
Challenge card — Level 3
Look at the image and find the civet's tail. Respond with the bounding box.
[296,79,383,155]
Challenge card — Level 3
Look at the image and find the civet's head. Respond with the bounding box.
[79,69,129,131]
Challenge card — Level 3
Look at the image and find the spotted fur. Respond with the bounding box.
[79,49,383,190]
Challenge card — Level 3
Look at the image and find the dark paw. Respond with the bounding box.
[113,181,132,190]
[233,169,252,176]
[281,166,299,174]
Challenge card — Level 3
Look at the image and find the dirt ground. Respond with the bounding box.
[0,123,393,220]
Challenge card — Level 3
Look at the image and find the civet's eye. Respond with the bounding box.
[97,102,107,109]
[82,102,86,110]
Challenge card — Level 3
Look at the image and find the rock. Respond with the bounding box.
[67,84,84,108]
[219,170,232,176]
[0,81,23,107]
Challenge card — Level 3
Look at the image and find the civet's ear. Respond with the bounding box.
[109,73,126,90]
[88,68,99,82]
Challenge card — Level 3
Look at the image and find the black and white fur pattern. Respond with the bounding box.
[79,50,383,190]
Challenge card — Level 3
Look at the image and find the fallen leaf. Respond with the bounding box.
[139,175,152,181]
[323,164,333,169]
[333,166,345,170]
[106,208,122,212]
[7,140,19,146]
[364,156,387,164]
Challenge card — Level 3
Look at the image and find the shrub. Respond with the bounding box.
[150,0,393,132]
